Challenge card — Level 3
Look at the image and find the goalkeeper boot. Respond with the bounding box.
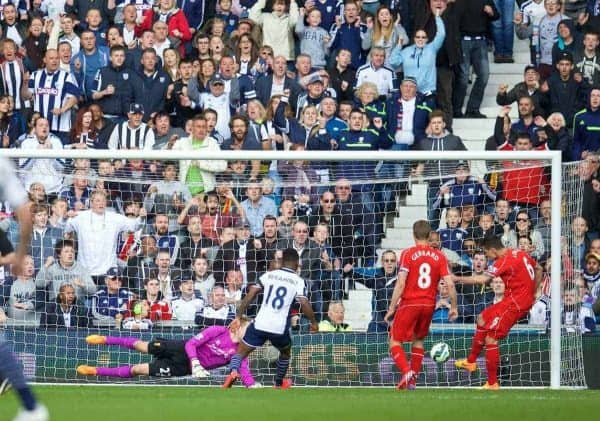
[454,359,477,373]
[274,379,293,389]
[396,370,415,390]
[222,370,240,388]
[481,382,500,390]
[0,378,12,396]
[76,365,98,376]
[86,335,107,345]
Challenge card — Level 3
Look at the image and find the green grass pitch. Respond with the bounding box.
[3,386,599,421]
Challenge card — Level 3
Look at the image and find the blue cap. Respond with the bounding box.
[129,103,144,114]
[105,267,121,278]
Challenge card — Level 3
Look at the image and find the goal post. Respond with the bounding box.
[0,148,586,389]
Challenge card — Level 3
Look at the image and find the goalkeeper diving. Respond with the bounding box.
[76,319,258,387]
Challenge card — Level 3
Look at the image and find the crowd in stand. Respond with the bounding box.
[0,0,599,333]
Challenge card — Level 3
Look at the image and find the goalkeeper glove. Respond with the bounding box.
[191,359,210,378]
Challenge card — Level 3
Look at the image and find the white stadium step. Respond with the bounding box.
[343,286,372,331]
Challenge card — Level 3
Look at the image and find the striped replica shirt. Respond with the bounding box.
[107,122,155,150]
[2,59,26,110]
[28,69,80,133]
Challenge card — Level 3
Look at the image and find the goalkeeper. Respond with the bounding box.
[77,320,258,387]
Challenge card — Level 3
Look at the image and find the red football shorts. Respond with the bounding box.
[480,300,529,340]
[391,304,435,342]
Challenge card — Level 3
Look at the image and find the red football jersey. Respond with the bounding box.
[485,248,536,310]
[498,142,550,205]
[398,244,450,305]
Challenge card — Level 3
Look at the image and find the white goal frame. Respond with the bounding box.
[0,148,564,389]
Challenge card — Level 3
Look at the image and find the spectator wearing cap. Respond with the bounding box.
[431,161,497,214]
[169,114,227,195]
[107,103,155,150]
[515,0,568,79]
[185,75,231,138]
[295,74,330,118]
[129,48,171,122]
[91,45,135,121]
[389,12,445,101]
[496,65,544,113]
[240,182,277,237]
[572,86,600,160]
[91,267,134,324]
[255,55,303,112]
[355,47,397,99]
[213,218,266,285]
[540,51,586,129]
[413,109,467,229]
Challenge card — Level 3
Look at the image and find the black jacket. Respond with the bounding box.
[40,301,90,328]
[212,239,266,284]
[94,65,135,117]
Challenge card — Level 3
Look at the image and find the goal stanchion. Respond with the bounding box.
[0,149,586,388]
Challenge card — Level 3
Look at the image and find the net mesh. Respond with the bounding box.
[0,153,589,388]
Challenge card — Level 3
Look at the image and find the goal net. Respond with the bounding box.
[0,149,589,388]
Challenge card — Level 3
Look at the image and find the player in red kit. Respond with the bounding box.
[454,235,542,389]
[384,220,458,390]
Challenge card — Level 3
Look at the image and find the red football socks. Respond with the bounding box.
[390,345,409,374]
[485,344,500,385]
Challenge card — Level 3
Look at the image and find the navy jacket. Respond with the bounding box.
[573,106,600,161]
[385,92,432,144]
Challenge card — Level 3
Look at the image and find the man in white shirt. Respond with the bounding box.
[64,190,146,281]
[354,47,396,99]
[171,276,204,321]
[19,117,65,194]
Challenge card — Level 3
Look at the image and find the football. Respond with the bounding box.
[430,342,451,363]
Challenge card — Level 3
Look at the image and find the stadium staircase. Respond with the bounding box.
[343,36,530,330]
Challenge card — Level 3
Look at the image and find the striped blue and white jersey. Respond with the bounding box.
[28,69,80,133]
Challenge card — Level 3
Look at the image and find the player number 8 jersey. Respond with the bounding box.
[254,268,307,335]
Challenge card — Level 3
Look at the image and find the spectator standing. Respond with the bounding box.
[329,1,368,70]
[169,115,227,195]
[453,0,499,118]
[389,11,445,99]
[249,0,299,61]
[71,30,110,99]
[91,45,134,120]
[540,51,586,129]
[107,104,156,150]
[64,190,145,280]
[240,182,277,238]
[27,49,80,144]
[572,87,600,161]
[18,117,65,195]
[413,110,467,229]
[135,0,192,56]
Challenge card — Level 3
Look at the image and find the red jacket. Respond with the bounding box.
[498,142,550,205]
[136,7,192,55]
